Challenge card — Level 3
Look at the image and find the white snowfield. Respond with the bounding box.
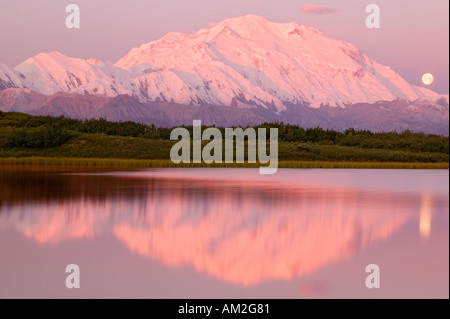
[1,15,448,109]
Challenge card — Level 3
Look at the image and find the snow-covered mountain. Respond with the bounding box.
[0,63,25,90]
[13,52,131,97]
[0,15,448,134]
[1,15,447,110]
[116,14,446,108]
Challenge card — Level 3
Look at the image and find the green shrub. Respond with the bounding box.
[1,111,448,156]
[5,125,71,148]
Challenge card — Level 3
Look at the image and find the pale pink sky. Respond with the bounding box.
[0,0,448,93]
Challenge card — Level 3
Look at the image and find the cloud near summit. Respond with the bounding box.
[300,4,337,15]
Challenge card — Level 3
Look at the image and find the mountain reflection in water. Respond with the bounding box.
[1,166,447,289]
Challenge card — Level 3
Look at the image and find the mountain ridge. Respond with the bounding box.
[0,15,448,134]
[1,15,448,108]
[1,88,448,135]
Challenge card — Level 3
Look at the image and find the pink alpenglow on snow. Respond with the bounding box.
[1,15,447,110]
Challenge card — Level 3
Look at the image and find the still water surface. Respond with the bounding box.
[0,166,448,298]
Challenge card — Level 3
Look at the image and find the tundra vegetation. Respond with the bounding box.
[0,112,448,168]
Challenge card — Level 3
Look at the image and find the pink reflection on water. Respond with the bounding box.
[420,194,432,239]
[1,176,435,287]
[112,189,411,286]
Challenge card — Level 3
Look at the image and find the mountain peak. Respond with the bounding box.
[3,15,447,111]
[220,14,270,25]
[25,51,66,63]
[213,15,323,38]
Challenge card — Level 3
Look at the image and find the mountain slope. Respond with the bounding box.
[1,88,448,135]
[0,15,448,134]
[0,63,24,91]
[115,14,445,108]
[3,15,446,110]
[14,52,131,97]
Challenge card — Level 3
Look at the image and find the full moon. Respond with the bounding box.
[422,73,434,85]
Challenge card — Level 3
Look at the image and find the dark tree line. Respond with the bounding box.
[2,113,448,154]
[5,125,71,148]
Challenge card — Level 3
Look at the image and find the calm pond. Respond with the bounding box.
[0,166,448,298]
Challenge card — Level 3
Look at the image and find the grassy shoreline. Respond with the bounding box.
[0,157,448,169]
[1,112,448,169]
